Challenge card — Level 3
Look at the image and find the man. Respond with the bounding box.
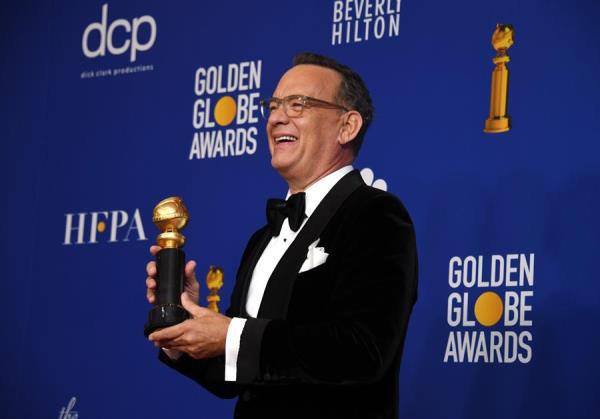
[146,52,418,419]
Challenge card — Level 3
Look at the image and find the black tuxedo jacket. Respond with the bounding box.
[160,170,418,419]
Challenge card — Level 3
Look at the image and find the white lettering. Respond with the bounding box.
[333,1,344,22]
[489,331,503,363]
[519,290,533,326]
[520,253,535,286]
[463,256,477,288]
[448,256,462,288]
[123,209,147,241]
[457,331,477,362]
[504,291,519,326]
[447,292,461,326]
[64,213,86,245]
[109,210,129,242]
[518,331,533,363]
[245,126,257,155]
[506,254,519,286]
[130,14,157,62]
[89,211,109,243]
[388,11,400,36]
[443,332,457,363]
[106,19,131,56]
[374,16,385,39]
[443,331,532,363]
[58,396,78,419]
[490,255,504,286]
[503,331,518,363]
[194,61,262,96]
[82,4,156,62]
[82,4,108,58]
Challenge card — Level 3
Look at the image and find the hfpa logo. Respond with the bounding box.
[63,209,147,245]
[82,3,157,62]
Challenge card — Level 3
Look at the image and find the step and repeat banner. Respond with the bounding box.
[2,1,599,418]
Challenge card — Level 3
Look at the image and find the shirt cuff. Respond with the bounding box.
[225,317,247,382]
[161,348,183,360]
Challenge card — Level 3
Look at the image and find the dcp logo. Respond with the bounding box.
[82,3,157,62]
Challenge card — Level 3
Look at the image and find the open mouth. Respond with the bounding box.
[275,135,298,143]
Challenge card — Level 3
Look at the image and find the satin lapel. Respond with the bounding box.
[236,226,271,316]
[257,170,365,319]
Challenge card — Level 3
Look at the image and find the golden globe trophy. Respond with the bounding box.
[484,24,514,134]
[206,266,224,313]
[144,197,190,337]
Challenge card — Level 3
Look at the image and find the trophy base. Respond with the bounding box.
[484,116,511,133]
[144,303,188,337]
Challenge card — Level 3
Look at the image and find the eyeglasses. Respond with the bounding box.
[259,95,349,120]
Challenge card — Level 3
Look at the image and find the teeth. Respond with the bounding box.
[275,136,297,143]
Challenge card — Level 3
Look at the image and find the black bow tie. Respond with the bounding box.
[266,192,306,236]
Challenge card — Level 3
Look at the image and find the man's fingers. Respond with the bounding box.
[149,245,162,256]
[146,276,156,304]
[146,260,156,277]
[181,292,203,317]
[147,246,160,305]
[146,287,155,304]
[185,260,197,280]
[149,322,185,343]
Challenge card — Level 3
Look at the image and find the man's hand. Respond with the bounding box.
[145,245,200,305]
[148,292,232,359]
[145,244,204,360]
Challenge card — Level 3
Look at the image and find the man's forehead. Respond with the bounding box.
[273,64,341,98]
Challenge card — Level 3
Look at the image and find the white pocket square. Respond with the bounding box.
[299,238,329,273]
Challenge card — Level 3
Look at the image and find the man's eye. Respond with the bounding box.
[289,101,304,110]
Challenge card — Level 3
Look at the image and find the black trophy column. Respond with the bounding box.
[144,248,189,337]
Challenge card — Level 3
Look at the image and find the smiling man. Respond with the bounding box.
[146,52,418,419]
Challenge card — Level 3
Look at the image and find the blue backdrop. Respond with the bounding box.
[2,1,599,418]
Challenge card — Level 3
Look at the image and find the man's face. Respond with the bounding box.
[267,64,349,189]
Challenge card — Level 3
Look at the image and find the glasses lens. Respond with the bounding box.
[285,96,305,117]
[259,96,305,120]
[259,99,272,120]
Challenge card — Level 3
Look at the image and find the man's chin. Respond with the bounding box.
[271,156,295,177]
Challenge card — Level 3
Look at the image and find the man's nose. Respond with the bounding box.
[268,105,289,125]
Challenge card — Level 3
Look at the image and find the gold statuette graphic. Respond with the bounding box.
[206,266,224,313]
[484,24,514,134]
[144,197,190,337]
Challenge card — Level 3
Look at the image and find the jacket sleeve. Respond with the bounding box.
[158,351,238,398]
[235,195,418,386]
[157,227,269,398]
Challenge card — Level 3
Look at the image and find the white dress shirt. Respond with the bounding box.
[224,165,353,381]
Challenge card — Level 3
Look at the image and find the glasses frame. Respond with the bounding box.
[260,95,350,120]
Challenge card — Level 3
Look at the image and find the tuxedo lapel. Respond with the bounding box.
[257,170,365,319]
[235,227,271,316]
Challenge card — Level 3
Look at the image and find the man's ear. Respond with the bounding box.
[339,111,363,145]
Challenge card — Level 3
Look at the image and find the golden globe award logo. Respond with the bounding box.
[484,24,514,134]
[189,60,262,160]
[443,253,534,364]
